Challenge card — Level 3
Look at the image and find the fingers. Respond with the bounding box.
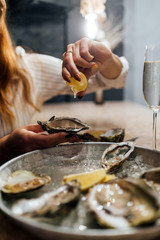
[79,37,94,62]
[62,44,81,82]
[73,40,94,68]
[62,38,96,82]
[22,124,45,133]
[90,40,112,64]
[31,132,80,150]
[32,132,67,147]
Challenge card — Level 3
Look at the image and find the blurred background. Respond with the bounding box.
[5,0,160,106]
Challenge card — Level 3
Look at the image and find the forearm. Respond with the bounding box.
[99,53,123,79]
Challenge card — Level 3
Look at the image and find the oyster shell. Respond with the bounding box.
[1,170,51,194]
[37,116,89,134]
[87,177,159,228]
[11,180,81,217]
[77,132,98,142]
[100,128,125,142]
[101,142,134,173]
[140,167,160,196]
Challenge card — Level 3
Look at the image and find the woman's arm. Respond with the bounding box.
[22,37,128,102]
[62,37,123,81]
[62,37,128,97]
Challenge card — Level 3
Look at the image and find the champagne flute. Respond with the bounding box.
[143,44,160,150]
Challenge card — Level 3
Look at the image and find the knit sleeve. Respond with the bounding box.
[23,53,73,103]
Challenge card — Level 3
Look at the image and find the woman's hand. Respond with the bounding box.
[62,37,122,97]
[0,124,80,164]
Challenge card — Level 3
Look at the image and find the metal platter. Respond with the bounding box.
[0,142,160,240]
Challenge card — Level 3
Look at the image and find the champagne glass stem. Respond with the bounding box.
[152,110,159,150]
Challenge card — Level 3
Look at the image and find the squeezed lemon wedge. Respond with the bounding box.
[66,72,87,97]
[63,168,115,191]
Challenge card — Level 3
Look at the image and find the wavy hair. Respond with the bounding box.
[0,0,39,127]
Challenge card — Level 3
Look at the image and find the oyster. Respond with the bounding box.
[100,128,125,142]
[140,167,160,196]
[11,180,81,217]
[87,177,159,228]
[1,170,51,194]
[37,116,89,134]
[101,142,134,173]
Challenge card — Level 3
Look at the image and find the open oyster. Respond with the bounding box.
[1,170,51,194]
[87,177,159,228]
[37,116,89,134]
[140,167,160,196]
[100,128,125,142]
[101,142,134,173]
[11,180,81,217]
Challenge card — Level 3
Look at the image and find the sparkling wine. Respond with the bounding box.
[143,61,160,110]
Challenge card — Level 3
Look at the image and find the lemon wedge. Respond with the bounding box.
[101,174,116,183]
[63,168,108,191]
[66,72,87,97]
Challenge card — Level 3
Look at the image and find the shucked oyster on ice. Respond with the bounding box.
[87,177,159,228]
[1,170,51,194]
[140,167,160,196]
[100,128,125,143]
[11,180,81,217]
[37,116,89,134]
[101,142,134,173]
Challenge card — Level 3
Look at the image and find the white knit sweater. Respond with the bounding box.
[0,47,129,137]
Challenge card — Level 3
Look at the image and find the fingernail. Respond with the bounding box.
[65,133,74,138]
[78,96,83,100]
[65,74,71,83]
[76,73,81,81]
[92,64,98,69]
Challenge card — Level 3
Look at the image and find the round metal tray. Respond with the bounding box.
[0,142,160,240]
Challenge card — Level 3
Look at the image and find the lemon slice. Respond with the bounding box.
[63,168,107,191]
[66,72,87,97]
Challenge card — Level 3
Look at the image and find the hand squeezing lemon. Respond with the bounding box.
[66,72,88,98]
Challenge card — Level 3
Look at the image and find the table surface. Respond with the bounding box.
[1,100,160,240]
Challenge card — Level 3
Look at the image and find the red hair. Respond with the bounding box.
[0,0,39,127]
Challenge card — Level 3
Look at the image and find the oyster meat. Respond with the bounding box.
[101,142,134,173]
[100,128,125,143]
[1,170,51,194]
[140,167,160,196]
[37,116,89,134]
[87,177,159,228]
[11,180,81,217]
